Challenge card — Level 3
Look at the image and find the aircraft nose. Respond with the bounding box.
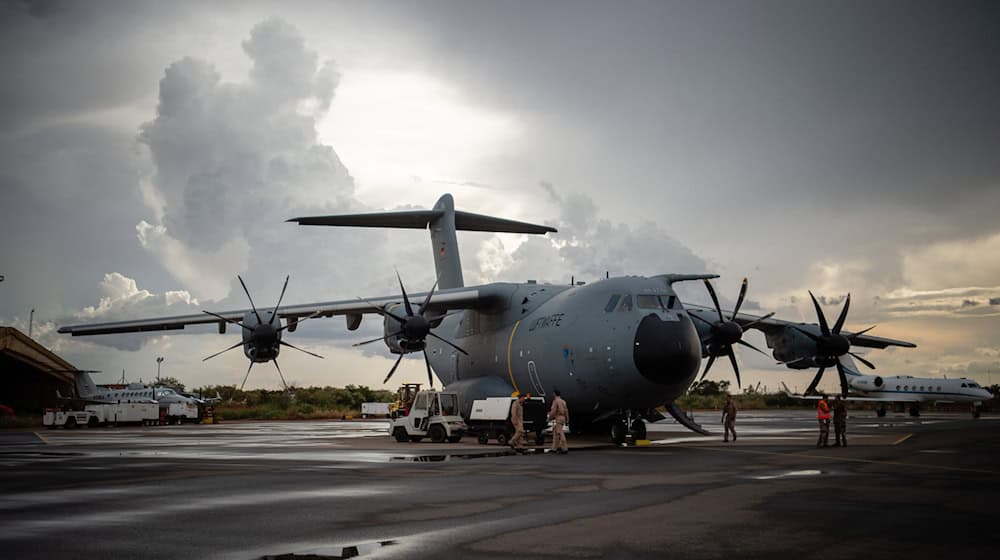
[633,313,702,385]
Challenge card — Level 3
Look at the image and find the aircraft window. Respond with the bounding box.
[604,295,621,312]
[919,386,925,391]
[903,386,908,391]
[896,385,900,390]
[937,386,942,391]
[619,295,633,312]
[636,295,663,309]
[961,383,967,388]
[414,393,429,410]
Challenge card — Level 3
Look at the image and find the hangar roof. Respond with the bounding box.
[0,327,76,385]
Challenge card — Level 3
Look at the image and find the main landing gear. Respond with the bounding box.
[609,410,647,445]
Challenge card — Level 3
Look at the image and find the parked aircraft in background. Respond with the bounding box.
[783,357,993,417]
[59,194,916,440]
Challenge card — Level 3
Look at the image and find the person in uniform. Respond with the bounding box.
[816,394,831,448]
[722,394,737,442]
[509,392,527,452]
[832,395,847,447]
[547,389,569,454]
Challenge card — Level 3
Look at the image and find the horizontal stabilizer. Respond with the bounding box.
[288,210,556,234]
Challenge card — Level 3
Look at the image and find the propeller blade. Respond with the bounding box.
[418,277,440,316]
[383,353,405,384]
[352,330,403,347]
[848,351,876,370]
[396,269,414,317]
[808,291,831,337]
[423,350,435,388]
[203,310,253,331]
[238,362,254,394]
[832,293,851,334]
[740,312,775,330]
[805,367,826,396]
[835,359,849,397]
[735,338,770,358]
[269,275,290,325]
[726,347,741,388]
[847,325,877,341]
[276,311,324,332]
[704,279,725,323]
[731,278,748,319]
[279,340,324,359]
[239,275,264,325]
[699,355,717,382]
[427,331,469,355]
[203,340,244,362]
[273,358,290,391]
[358,297,407,323]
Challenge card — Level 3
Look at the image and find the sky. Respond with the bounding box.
[1,0,998,394]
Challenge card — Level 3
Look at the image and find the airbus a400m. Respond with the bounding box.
[59,194,915,440]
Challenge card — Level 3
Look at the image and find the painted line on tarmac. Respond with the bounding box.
[33,431,49,444]
[893,433,914,445]
[674,444,1000,476]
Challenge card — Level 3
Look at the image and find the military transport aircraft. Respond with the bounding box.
[59,194,916,440]
[783,356,993,418]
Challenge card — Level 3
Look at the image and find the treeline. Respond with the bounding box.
[675,379,800,410]
[191,384,396,421]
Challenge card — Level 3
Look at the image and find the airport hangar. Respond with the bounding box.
[0,327,76,413]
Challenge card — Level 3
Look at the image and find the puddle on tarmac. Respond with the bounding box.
[390,450,518,462]
[750,469,823,480]
[919,449,957,454]
[261,539,396,559]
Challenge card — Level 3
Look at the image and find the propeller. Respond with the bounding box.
[688,278,773,389]
[354,271,467,388]
[797,291,877,397]
[200,275,323,399]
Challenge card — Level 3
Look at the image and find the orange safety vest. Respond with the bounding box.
[817,400,831,420]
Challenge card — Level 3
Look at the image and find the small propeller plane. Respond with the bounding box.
[59,194,916,440]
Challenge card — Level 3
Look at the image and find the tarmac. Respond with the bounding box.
[0,409,998,559]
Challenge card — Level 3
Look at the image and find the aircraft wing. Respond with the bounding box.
[685,305,916,349]
[59,284,516,337]
[779,384,921,402]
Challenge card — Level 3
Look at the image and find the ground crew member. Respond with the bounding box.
[816,394,831,448]
[548,389,569,454]
[509,392,527,452]
[722,394,737,442]
[833,395,847,447]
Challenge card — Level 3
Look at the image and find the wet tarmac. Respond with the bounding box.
[1,410,998,559]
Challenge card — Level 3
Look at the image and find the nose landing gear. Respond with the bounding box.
[610,410,649,444]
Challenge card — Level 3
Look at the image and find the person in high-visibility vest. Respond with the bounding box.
[816,395,831,448]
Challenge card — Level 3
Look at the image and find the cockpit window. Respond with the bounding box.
[636,295,661,309]
[604,294,621,313]
[618,294,633,312]
[961,383,967,388]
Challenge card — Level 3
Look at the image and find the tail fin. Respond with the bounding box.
[838,355,862,376]
[74,370,99,398]
[288,194,556,290]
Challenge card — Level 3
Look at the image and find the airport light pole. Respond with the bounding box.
[28,308,34,338]
[156,356,164,384]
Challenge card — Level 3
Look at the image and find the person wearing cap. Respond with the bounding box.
[547,389,569,454]
[509,392,527,452]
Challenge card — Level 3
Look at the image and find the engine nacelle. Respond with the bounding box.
[382,304,406,354]
[848,374,883,392]
[765,326,820,368]
[241,310,283,362]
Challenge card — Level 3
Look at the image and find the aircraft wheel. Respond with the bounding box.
[477,434,489,445]
[429,424,446,443]
[610,419,627,445]
[908,406,920,417]
[629,419,647,440]
[496,432,509,447]
[393,427,409,443]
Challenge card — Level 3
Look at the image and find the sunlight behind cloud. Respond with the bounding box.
[317,70,522,203]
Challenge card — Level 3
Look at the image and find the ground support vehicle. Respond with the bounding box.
[162,402,199,424]
[361,402,392,418]
[86,403,160,426]
[389,389,466,443]
[467,396,548,446]
[43,409,99,428]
